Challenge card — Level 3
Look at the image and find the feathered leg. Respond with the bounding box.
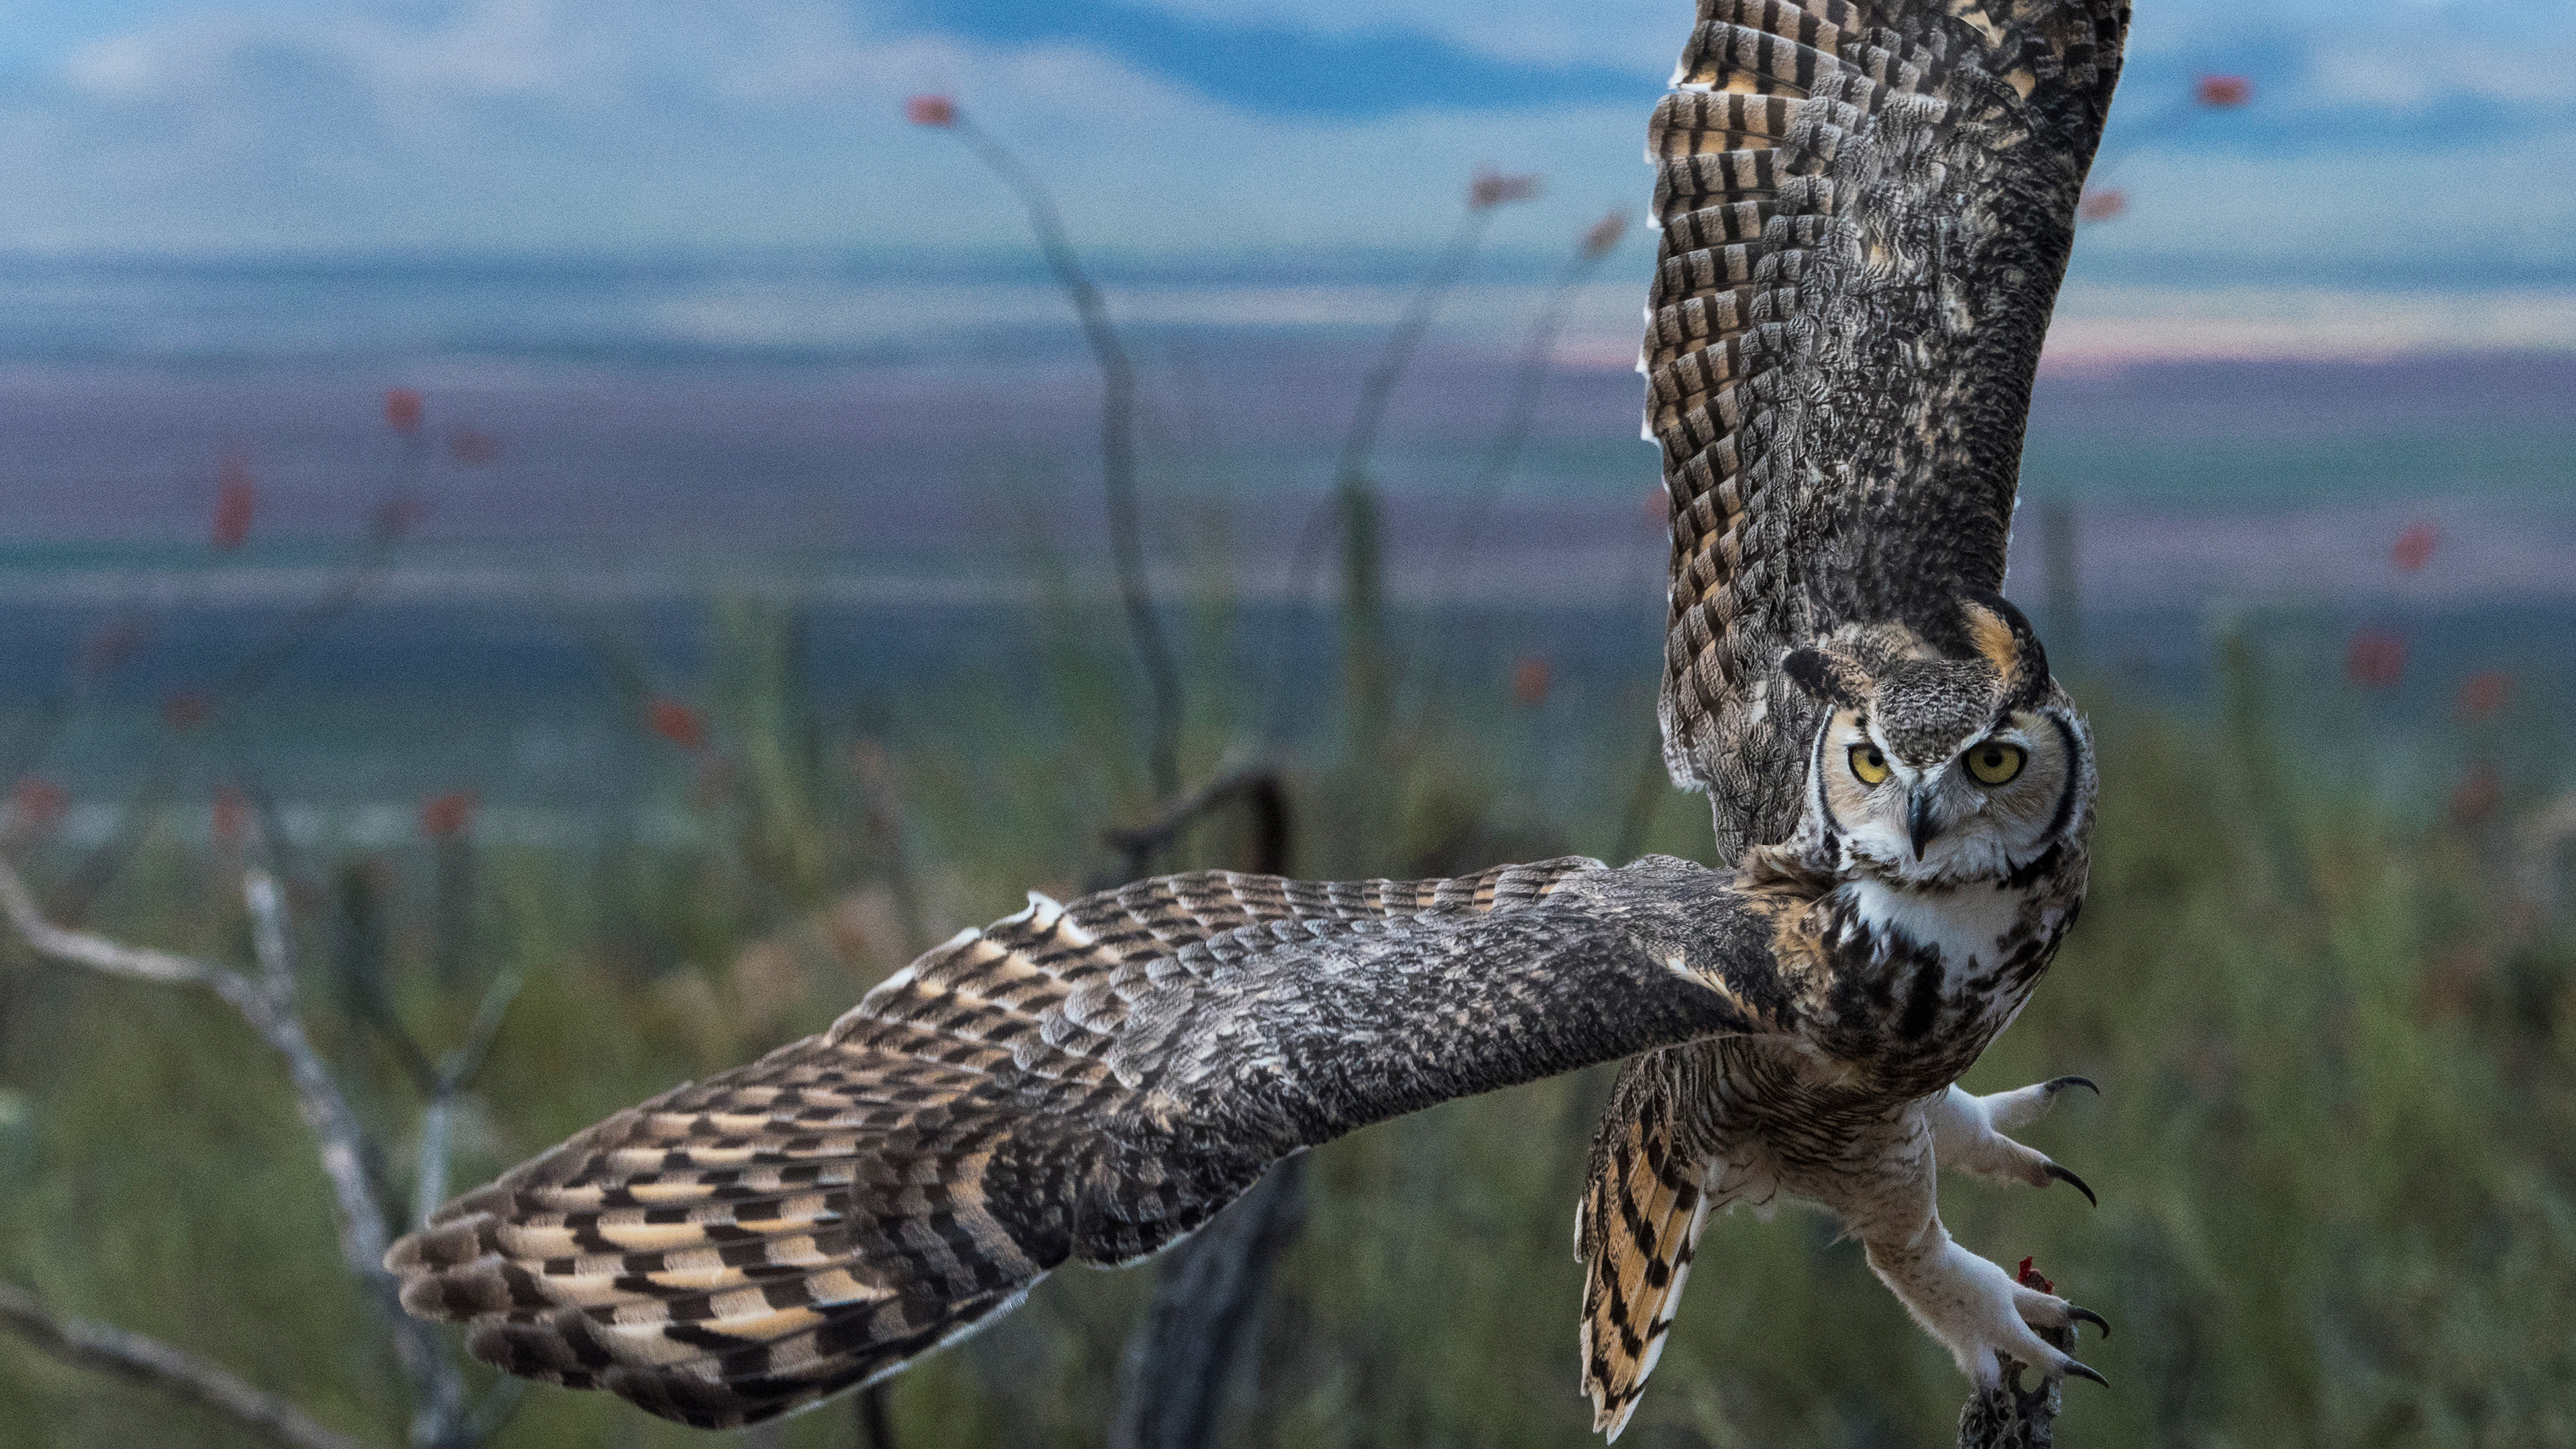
[1827,1100,2108,1390]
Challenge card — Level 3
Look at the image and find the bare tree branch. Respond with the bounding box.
[1101,768,1289,884]
[413,966,525,1229]
[0,856,470,1446]
[1106,1157,1308,1449]
[0,861,214,987]
[0,1279,389,1449]
[1958,1327,2073,1449]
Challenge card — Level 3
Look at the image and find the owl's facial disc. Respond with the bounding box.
[1821,706,2074,883]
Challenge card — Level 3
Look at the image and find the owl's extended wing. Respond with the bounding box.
[388,856,1796,1428]
[1647,0,2128,858]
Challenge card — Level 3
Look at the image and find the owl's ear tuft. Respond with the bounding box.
[1959,591,2049,708]
[1783,647,1870,708]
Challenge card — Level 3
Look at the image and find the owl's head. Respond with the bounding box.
[1782,594,2093,889]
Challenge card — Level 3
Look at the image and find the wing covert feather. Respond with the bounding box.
[388,856,1782,1427]
[1646,0,2129,859]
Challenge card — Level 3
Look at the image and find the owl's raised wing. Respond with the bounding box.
[1647,0,2127,859]
[388,856,1796,1427]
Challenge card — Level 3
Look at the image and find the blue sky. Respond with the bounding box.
[1,0,2572,357]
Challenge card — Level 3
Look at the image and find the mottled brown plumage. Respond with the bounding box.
[390,0,2129,1435]
[1575,1,2127,1432]
[391,860,1811,1426]
[1648,0,2126,859]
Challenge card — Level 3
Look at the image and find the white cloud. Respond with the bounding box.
[2045,284,2576,368]
[0,0,1654,254]
[1,0,2573,291]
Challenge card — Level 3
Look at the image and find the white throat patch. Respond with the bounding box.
[1837,877,2024,975]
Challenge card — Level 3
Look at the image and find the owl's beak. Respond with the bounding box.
[1906,790,1940,859]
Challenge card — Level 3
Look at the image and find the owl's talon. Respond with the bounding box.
[1932,1083,2099,1199]
[2045,1075,2098,1097]
[2041,1161,2096,1206]
[1872,1234,2111,1395]
[2061,1358,2109,1387]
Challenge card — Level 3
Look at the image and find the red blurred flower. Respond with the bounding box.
[385,387,423,435]
[2195,74,2253,108]
[2455,670,2513,722]
[211,787,250,847]
[162,690,213,731]
[1470,170,1541,210]
[447,427,500,467]
[420,790,478,841]
[2076,187,2127,223]
[1511,655,1552,708]
[2345,630,2406,689]
[906,95,957,127]
[649,698,708,752]
[1643,484,1672,523]
[2448,761,2501,826]
[2390,519,2439,573]
[2015,1256,2054,1295]
[1580,210,1628,258]
[212,456,256,550]
[10,777,68,832]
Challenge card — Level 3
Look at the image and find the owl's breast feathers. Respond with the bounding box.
[1774,867,2078,1094]
[1652,842,2076,1099]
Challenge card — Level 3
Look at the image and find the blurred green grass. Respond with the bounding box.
[1,600,2570,1449]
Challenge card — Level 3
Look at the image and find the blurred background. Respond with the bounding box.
[0,0,2571,1445]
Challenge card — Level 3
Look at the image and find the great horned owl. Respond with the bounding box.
[386,0,2130,1435]
[1579,604,2104,1433]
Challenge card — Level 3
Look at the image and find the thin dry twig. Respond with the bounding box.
[413,965,525,1230]
[240,871,469,1444]
[1102,767,1289,883]
[938,110,1184,800]
[1332,189,1522,496]
[0,1279,388,1449]
[0,855,471,1445]
[1328,198,1499,761]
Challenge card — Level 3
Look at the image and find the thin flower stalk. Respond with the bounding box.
[1431,207,1626,608]
[920,101,1183,800]
[1332,170,1540,763]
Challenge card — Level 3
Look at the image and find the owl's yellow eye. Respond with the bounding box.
[1847,743,1891,786]
[1966,741,2025,786]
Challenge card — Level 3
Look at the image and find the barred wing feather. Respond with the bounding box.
[1646,0,2128,859]
[388,857,1785,1428]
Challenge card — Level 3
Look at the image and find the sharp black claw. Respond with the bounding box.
[2042,1162,2098,1207]
[2045,1075,2100,1097]
[2066,1305,2111,1340]
[2062,1359,2110,1388]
